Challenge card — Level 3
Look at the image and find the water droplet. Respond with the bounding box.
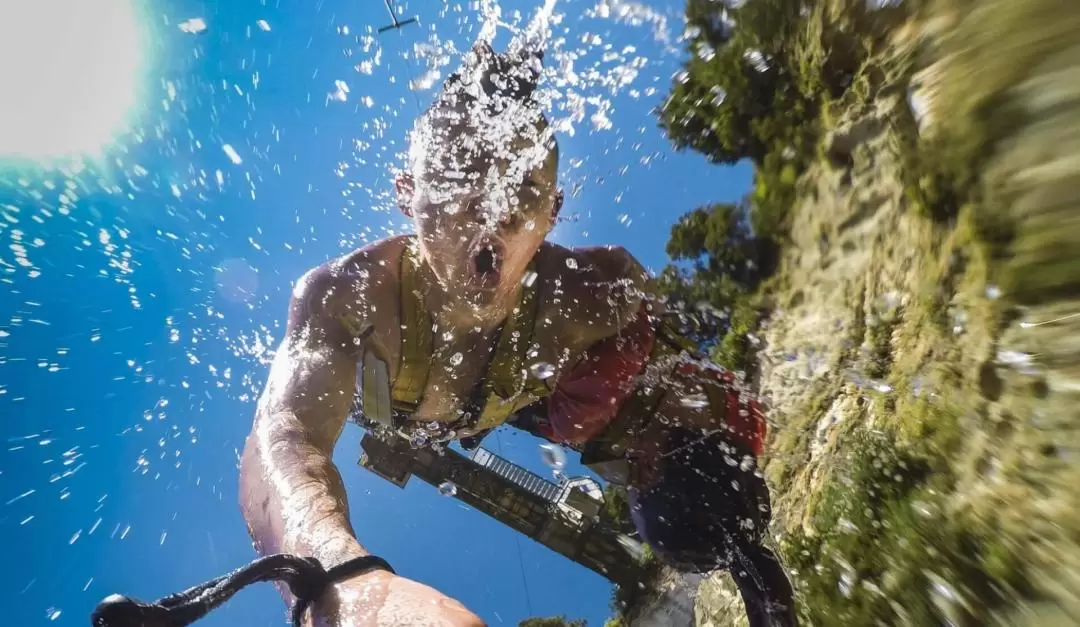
[912,500,937,519]
[256,19,271,31]
[521,271,538,287]
[438,481,458,497]
[952,309,967,335]
[539,443,567,471]
[178,18,207,34]
[449,352,464,367]
[330,80,350,102]
[529,362,556,380]
[222,144,243,165]
[710,86,727,106]
[410,432,429,449]
[565,257,578,270]
[680,394,709,409]
[997,350,1037,374]
[985,284,1002,300]
[839,570,855,598]
[881,291,902,311]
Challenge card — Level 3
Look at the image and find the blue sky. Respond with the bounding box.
[0,0,750,625]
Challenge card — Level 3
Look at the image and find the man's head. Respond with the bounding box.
[396,42,563,309]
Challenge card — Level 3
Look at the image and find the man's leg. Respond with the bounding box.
[628,427,798,627]
[727,538,798,627]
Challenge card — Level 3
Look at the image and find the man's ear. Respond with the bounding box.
[551,188,564,222]
[395,172,415,218]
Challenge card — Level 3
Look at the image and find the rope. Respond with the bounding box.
[513,528,535,617]
[91,553,394,627]
[396,29,427,115]
[495,430,535,617]
[375,2,424,117]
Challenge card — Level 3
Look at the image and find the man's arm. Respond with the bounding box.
[240,262,485,627]
[239,265,365,588]
[574,245,657,340]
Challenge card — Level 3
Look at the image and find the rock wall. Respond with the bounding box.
[693,1,1080,624]
[631,573,701,627]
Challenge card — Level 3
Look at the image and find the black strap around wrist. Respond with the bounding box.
[327,554,396,581]
[290,555,396,625]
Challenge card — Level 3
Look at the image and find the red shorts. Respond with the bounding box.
[543,307,766,456]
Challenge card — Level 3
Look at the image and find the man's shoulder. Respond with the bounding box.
[540,242,649,291]
[537,242,652,338]
[291,236,411,312]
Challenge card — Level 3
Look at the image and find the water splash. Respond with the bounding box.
[539,443,567,472]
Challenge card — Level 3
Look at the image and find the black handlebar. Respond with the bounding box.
[91,554,395,627]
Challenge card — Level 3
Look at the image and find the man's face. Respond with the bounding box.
[399,103,561,309]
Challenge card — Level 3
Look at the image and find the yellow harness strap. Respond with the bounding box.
[473,265,546,431]
[390,244,546,432]
[336,315,395,428]
[391,245,433,412]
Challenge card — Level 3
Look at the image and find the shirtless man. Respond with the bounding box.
[239,43,797,627]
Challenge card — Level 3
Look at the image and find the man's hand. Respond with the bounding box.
[310,571,484,627]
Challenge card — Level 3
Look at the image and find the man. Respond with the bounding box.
[239,42,797,627]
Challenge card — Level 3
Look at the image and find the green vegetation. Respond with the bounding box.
[609,544,665,624]
[781,427,1031,626]
[638,0,1074,623]
[599,484,635,535]
[660,0,824,169]
[656,201,776,367]
[915,0,1080,306]
[655,0,910,369]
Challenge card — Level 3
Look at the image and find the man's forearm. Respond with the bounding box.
[238,414,365,570]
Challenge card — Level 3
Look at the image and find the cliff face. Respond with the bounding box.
[692,1,1080,625]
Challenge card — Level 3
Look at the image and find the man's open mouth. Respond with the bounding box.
[475,245,497,274]
[470,240,504,287]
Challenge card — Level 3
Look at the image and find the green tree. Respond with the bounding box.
[659,0,813,167]
[599,483,635,534]
[655,199,784,370]
[656,201,777,342]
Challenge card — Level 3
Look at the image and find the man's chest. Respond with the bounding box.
[414,314,593,420]
[338,253,631,437]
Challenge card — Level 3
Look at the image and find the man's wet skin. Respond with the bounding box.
[238,50,665,624]
[300,236,649,435]
[240,41,798,627]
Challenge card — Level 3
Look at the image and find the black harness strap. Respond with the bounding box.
[91,554,394,627]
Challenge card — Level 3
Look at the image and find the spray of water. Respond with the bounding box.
[0,1,687,619]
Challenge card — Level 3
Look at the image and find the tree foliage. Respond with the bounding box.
[656,201,778,353]
[654,0,910,363]
[659,0,900,168]
[659,0,817,167]
[599,484,635,534]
